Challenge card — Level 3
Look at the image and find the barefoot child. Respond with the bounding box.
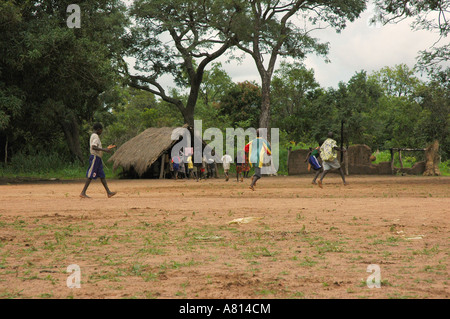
[243,152,250,178]
[80,123,116,198]
[305,142,323,185]
[317,132,347,188]
[186,154,194,179]
[172,154,181,179]
[235,152,244,182]
[245,129,272,191]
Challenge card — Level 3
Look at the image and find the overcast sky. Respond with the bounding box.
[124,1,444,90]
[222,5,442,89]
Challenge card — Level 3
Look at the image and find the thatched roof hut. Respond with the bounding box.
[108,125,192,177]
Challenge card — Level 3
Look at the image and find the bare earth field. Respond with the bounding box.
[0,175,448,299]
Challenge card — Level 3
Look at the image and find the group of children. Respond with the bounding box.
[170,151,251,183]
[170,152,218,181]
[219,152,251,183]
[80,124,346,198]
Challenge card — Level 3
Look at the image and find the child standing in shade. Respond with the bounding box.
[80,123,116,198]
[186,154,194,179]
[172,155,181,179]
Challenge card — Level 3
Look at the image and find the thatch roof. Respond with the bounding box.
[108,125,189,176]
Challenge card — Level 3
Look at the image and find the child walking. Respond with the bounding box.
[80,123,116,198]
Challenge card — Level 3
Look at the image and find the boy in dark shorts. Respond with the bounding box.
[305,142,323,185]
[80,123,116,198]
[172,154,181,179]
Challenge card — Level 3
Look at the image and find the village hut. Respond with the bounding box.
[108,125,199,178]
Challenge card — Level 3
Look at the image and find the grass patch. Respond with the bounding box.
[1,150,119,180]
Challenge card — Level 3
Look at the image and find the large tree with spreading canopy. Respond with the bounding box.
[232,0,367,131]
[125,0,246,126]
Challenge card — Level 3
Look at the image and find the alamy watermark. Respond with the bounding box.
[366,264,381,289]
[67,4,81,29]
[67,264,81,289]
[170,120,279,175]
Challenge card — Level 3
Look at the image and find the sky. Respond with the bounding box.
[220,5,442,89]
[123,1,445,90]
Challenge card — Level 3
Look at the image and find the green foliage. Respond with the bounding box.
[371,150,424,168]
[102,88,183,147]
[127,0,245,125]
[271,62,323,144]
[440,160,450,176]
[195,63,235,131]
[1,151,82,179]
[413,69,450,159]
[370,64,420,97]
[218,81,262,129]
[0,0,129,162]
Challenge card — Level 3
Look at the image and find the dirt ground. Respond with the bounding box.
[0,175,448,299]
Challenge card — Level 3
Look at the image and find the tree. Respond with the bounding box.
[325,71,383,154]
[0,1,24,163]
[198,63,235,110]
[234,0,367,131]
[0,0,129,162]
[372,0,450,71]
[414,68,450,159]
[218,81,262,129]
[370,64,420,97]
[271,61,321,143]
[105,87,183,147]
[368,65,426,150]
[195,63,235,130]
[126,0,245,126]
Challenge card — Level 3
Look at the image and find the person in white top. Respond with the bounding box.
[80,123,117,198]
[221,153,233,181]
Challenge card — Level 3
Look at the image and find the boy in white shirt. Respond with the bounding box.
[80,123,116,198]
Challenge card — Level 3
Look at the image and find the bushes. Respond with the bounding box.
[0,150,116,179]
[372,150,450,175]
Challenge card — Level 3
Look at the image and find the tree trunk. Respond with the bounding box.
[184,74,202,127]
[390,148,395,174]
[61,114,83,162]
[4,137,7,165]
[287,146,292,175]
[423,140,441,176]
[182,109,195,128]
[159,153,166,179]
[259,76,272,133]
[340,120,344,163]
[345,141,349,175]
